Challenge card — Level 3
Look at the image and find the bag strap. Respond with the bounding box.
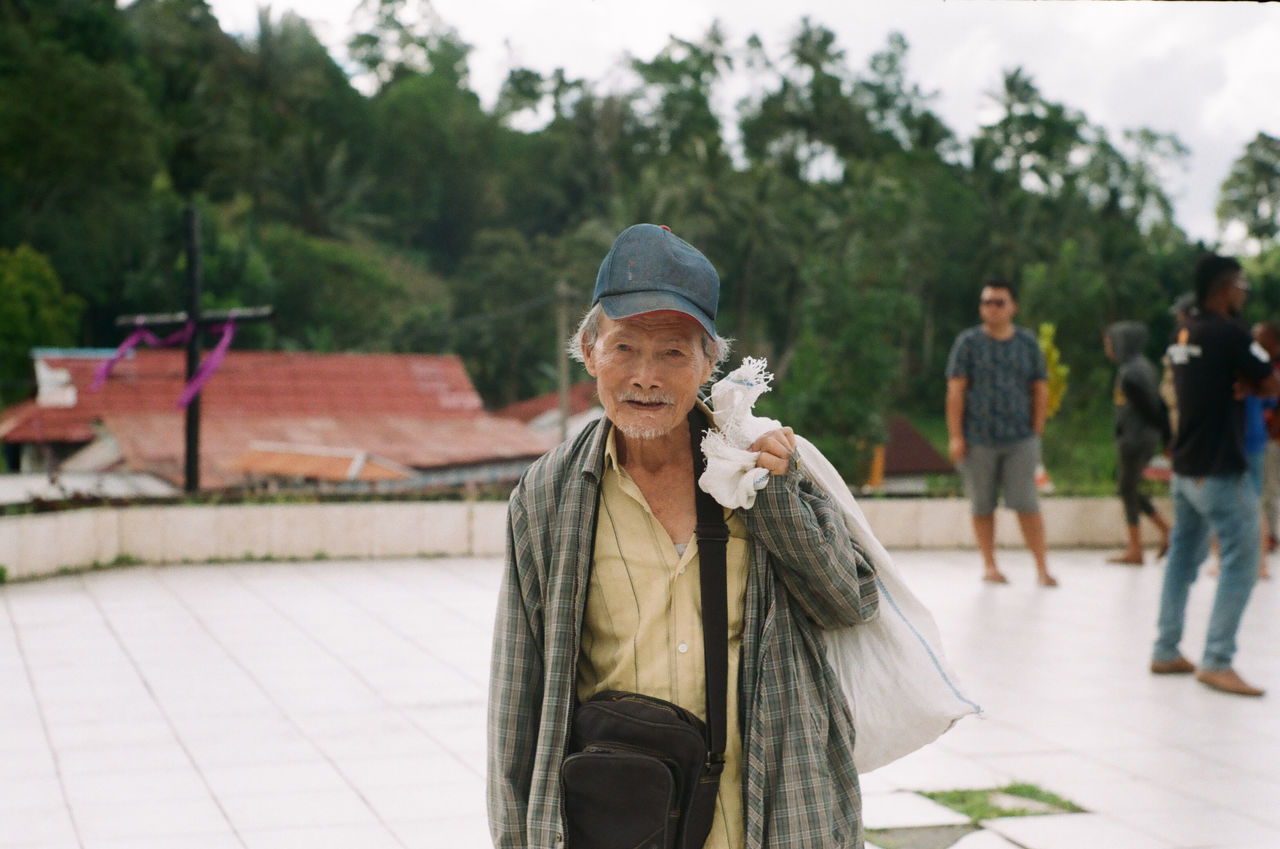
[689,407,729,776]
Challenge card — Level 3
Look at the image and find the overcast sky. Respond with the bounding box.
[205,0,1280,246]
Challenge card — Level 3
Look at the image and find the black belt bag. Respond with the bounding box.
[561,691,722,849]
[561,409,730,849]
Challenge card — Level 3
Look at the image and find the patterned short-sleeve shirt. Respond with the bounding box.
[945,325,1047,445]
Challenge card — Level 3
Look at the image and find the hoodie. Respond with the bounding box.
[1107,321,1170,449]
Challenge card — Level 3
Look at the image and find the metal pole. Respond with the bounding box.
[183,205,202,493]
[556,280,571,443]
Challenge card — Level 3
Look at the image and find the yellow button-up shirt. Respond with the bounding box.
[577,427,749,849]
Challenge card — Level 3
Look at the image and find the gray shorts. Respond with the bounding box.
[960,436,1041,515]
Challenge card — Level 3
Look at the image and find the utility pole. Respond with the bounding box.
[109,207,272,493]
[555,280,572,443]
[183,207,202,492]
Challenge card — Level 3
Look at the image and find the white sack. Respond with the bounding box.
[699,359,980,773]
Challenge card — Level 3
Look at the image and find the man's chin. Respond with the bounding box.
[614,422,672,441]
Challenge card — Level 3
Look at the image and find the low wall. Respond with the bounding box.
[0,496,1167,582]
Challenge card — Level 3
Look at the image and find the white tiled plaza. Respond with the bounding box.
[2,548,1277,849]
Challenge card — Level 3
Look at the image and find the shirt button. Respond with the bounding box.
[678,566,687,575]
[678,643,689,653]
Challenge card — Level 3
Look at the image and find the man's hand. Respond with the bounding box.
[948,435,966,464]
[751,427,796,476]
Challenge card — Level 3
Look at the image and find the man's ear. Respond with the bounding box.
[581,340,597,378]
[697,343,715,385]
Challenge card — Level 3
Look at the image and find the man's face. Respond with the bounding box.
[979,286,1017,326]
[1226,271,1249,317]
[582,311,713,441]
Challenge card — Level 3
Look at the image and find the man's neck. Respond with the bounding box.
[615,422,694,475]
[1201,299,1232,319]
[982,321,1016,341]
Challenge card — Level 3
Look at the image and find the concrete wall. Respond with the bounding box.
[0,496,1166,582]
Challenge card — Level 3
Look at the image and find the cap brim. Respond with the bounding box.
[598,290,715,337]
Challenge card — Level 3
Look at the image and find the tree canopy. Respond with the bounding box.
[2,1,1278,484]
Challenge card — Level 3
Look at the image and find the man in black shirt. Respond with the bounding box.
[1153,254,1279,696]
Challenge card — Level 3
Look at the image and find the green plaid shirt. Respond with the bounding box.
[487,417,879,849]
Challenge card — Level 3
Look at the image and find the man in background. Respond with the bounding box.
[945,277,1056,586]
[1154,254,1278,696]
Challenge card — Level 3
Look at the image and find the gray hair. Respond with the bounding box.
[568,304,733,375]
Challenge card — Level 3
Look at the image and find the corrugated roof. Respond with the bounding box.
[7,351,482,440]
[2,350,553,488]
[231,443,414,482]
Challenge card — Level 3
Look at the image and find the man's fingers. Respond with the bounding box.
[751,427,795,476]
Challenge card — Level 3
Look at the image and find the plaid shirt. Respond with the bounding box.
[487,416,880,849]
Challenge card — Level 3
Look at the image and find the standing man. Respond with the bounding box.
[945,277,1056,586]
[1153,254,1278,696]
[487,223,880,849]
[1103,321,1172,565]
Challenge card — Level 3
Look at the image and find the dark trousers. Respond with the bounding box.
[1117,439,1158,525]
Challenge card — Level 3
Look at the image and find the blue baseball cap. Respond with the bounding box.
[592,224,719,337]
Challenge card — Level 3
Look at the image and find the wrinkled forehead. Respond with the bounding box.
[599,310,708,344]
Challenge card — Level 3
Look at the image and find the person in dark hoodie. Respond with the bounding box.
[1104,321,1172,565]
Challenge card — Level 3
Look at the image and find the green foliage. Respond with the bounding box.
[0,245,83,403]
[0,7,1259,492]
[1218,132,1280,245]
[245,225,410,351]
[1037,322,1069,421]
[763,263,916,482]
[364,46,497,265]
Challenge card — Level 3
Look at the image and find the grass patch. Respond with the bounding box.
[1001,782,1085,813]
[924,782,1084,822]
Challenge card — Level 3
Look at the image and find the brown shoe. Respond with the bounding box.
[1195,668,1265,697]
[1150,656,1196,675]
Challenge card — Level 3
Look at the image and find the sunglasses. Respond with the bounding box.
[980,298,1008,307]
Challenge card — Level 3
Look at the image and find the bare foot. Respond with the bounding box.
[1107,552,1144,565]
[1261,568,1272,580]
[1037,573,1059,587]
[982,570,1009,584]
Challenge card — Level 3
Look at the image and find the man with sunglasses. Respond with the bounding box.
[945,277,1056,586]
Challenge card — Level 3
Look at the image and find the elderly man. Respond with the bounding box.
[487,224,879,849]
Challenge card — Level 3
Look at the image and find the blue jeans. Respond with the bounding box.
[1154,472,1260,670]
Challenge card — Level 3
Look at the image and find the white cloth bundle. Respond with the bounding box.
[699,359,980,772]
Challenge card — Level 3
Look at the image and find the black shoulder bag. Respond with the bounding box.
[560,409,730,849]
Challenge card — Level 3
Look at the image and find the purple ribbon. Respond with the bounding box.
[91,318,239,408]
[91,322,195,391]
[175,320,235,409]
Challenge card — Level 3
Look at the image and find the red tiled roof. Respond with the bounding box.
[496,380,599,423]
[6,351,482,442]
[883,417,953,476]
[2,351,554,488]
